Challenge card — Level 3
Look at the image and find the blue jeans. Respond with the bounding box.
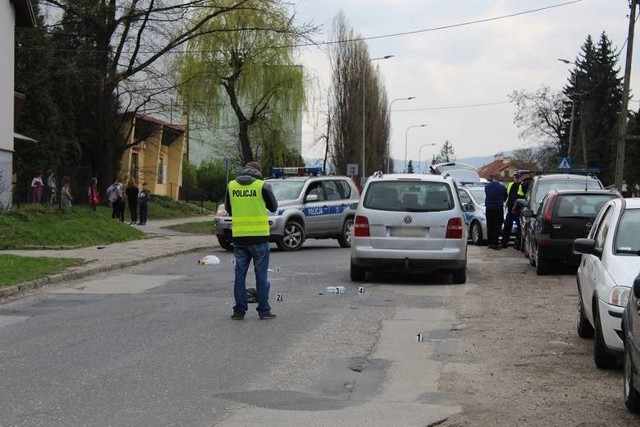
[233,242,271,315]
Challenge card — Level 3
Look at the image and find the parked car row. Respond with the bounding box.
[511,170,640,413]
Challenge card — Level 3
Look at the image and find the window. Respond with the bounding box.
[324,181,341,201]
[458,189,471,205]
[615,209,640,254]
[335,179,352,199]
[593,206,613,250]
[157,157,165,184]
[305,182,325,201]
[364,181,453,212]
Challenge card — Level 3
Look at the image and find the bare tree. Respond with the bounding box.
[328,12,390,178]
[509,85,566,170]
[39,0,259,185]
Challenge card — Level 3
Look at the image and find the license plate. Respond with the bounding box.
[391,227,427,237]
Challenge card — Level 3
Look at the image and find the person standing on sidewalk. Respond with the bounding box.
[225,161,278,320]
[137,182,151,225]
[125,179,139,225]
[484,173,507,250]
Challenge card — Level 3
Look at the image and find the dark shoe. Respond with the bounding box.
[231,313,245,320]
[259,313,276,320]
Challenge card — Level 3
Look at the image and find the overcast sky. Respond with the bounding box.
[292,0,637,167]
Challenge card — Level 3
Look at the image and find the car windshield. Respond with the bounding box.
[364,181,454,212]
[533,179,602,206]
[555,194,616,218]
[469,188,486,205]
[267,180,306,200]
[615,208,640,255]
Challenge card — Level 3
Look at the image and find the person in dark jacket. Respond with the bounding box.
[501,173,522,248]
[125,179,139,225]
[484,173,508,250]
[225,162,278,320]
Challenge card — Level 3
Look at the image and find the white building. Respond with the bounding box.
[1,0,36,210]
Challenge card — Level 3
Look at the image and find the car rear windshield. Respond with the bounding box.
[364,181,454,212]
[555,194,616,218]
[615,209,640,255]
[268,180,305,200]
[533,179,602,206]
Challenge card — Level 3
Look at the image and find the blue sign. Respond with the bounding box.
[558,157,572,171]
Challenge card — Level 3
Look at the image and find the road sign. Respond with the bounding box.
[347,163,358,176]
[558,157,572,171]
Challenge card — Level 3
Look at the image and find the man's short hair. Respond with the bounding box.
[246,161,262,172]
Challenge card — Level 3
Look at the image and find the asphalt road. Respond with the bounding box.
[2,240,637,426]
[0,240,464,427]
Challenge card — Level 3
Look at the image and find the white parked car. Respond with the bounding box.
[573,197,640,369]
[350,173,468,284]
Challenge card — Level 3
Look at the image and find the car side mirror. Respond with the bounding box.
[634,275,640,299]
[305,194,319,203]
[573,238,600,256]
[522,209,534,218]
[515,198,527,208]
[463,203,475,212]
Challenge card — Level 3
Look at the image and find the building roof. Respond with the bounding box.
[123,112,185,132]
[477,158,513,180]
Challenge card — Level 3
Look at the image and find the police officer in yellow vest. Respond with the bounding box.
[501,172,523,248]
[225,162,278,320]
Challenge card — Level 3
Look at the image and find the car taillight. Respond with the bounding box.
[354,215,370,237]
[446,217,464,239]
[543,193,558,222]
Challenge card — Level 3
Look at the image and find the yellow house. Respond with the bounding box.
[120,113,186,200]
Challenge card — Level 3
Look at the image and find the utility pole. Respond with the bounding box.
[614,0,637,191]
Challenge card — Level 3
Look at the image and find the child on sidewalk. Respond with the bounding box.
[137,182,151,225]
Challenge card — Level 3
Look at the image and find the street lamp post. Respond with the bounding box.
[362,55,393,184]
[386,96,416,173]
[558,58,589,170]
[404,124,427,173]
[418,143,437,173]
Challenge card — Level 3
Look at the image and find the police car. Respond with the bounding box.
[457,183,488,245]
[213,167,360,251]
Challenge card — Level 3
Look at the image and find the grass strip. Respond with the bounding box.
[162,221,213,234]
[0,255,85,288]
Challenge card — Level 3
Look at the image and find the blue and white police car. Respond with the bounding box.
[213,167,361,251]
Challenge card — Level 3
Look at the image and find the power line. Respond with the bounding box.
[17,0,583,55]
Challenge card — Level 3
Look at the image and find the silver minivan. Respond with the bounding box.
[350,173,468,283]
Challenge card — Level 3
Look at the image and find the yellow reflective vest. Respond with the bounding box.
[229,180,270,237]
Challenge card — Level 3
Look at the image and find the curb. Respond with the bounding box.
[0,244,214,301]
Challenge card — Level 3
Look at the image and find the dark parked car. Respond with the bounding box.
[518,173,604,259]
[623,275,640,413]
[522,189,619,275]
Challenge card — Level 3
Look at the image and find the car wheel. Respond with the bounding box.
[216,235,233,252]
[624,339,640,413]
[594,307,618,369]
[338,218,354,248]
[529,240,536,267]
[350,260,366,282]
[470,221,484,246]
[451,266,467,284]
[276,221,305,251]
[535,249,549,275]
[577,299,594,338]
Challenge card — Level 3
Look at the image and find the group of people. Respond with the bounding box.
[484,170,532,250]
[30,170,72,209]
[106,177,151,225]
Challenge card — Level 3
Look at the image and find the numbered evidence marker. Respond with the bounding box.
[276,293,283,302]
[358,286,365,295]
[198,255,221,266]
[416,333,424,343]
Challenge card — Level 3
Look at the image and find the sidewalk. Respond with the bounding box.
[0,216,219,299]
